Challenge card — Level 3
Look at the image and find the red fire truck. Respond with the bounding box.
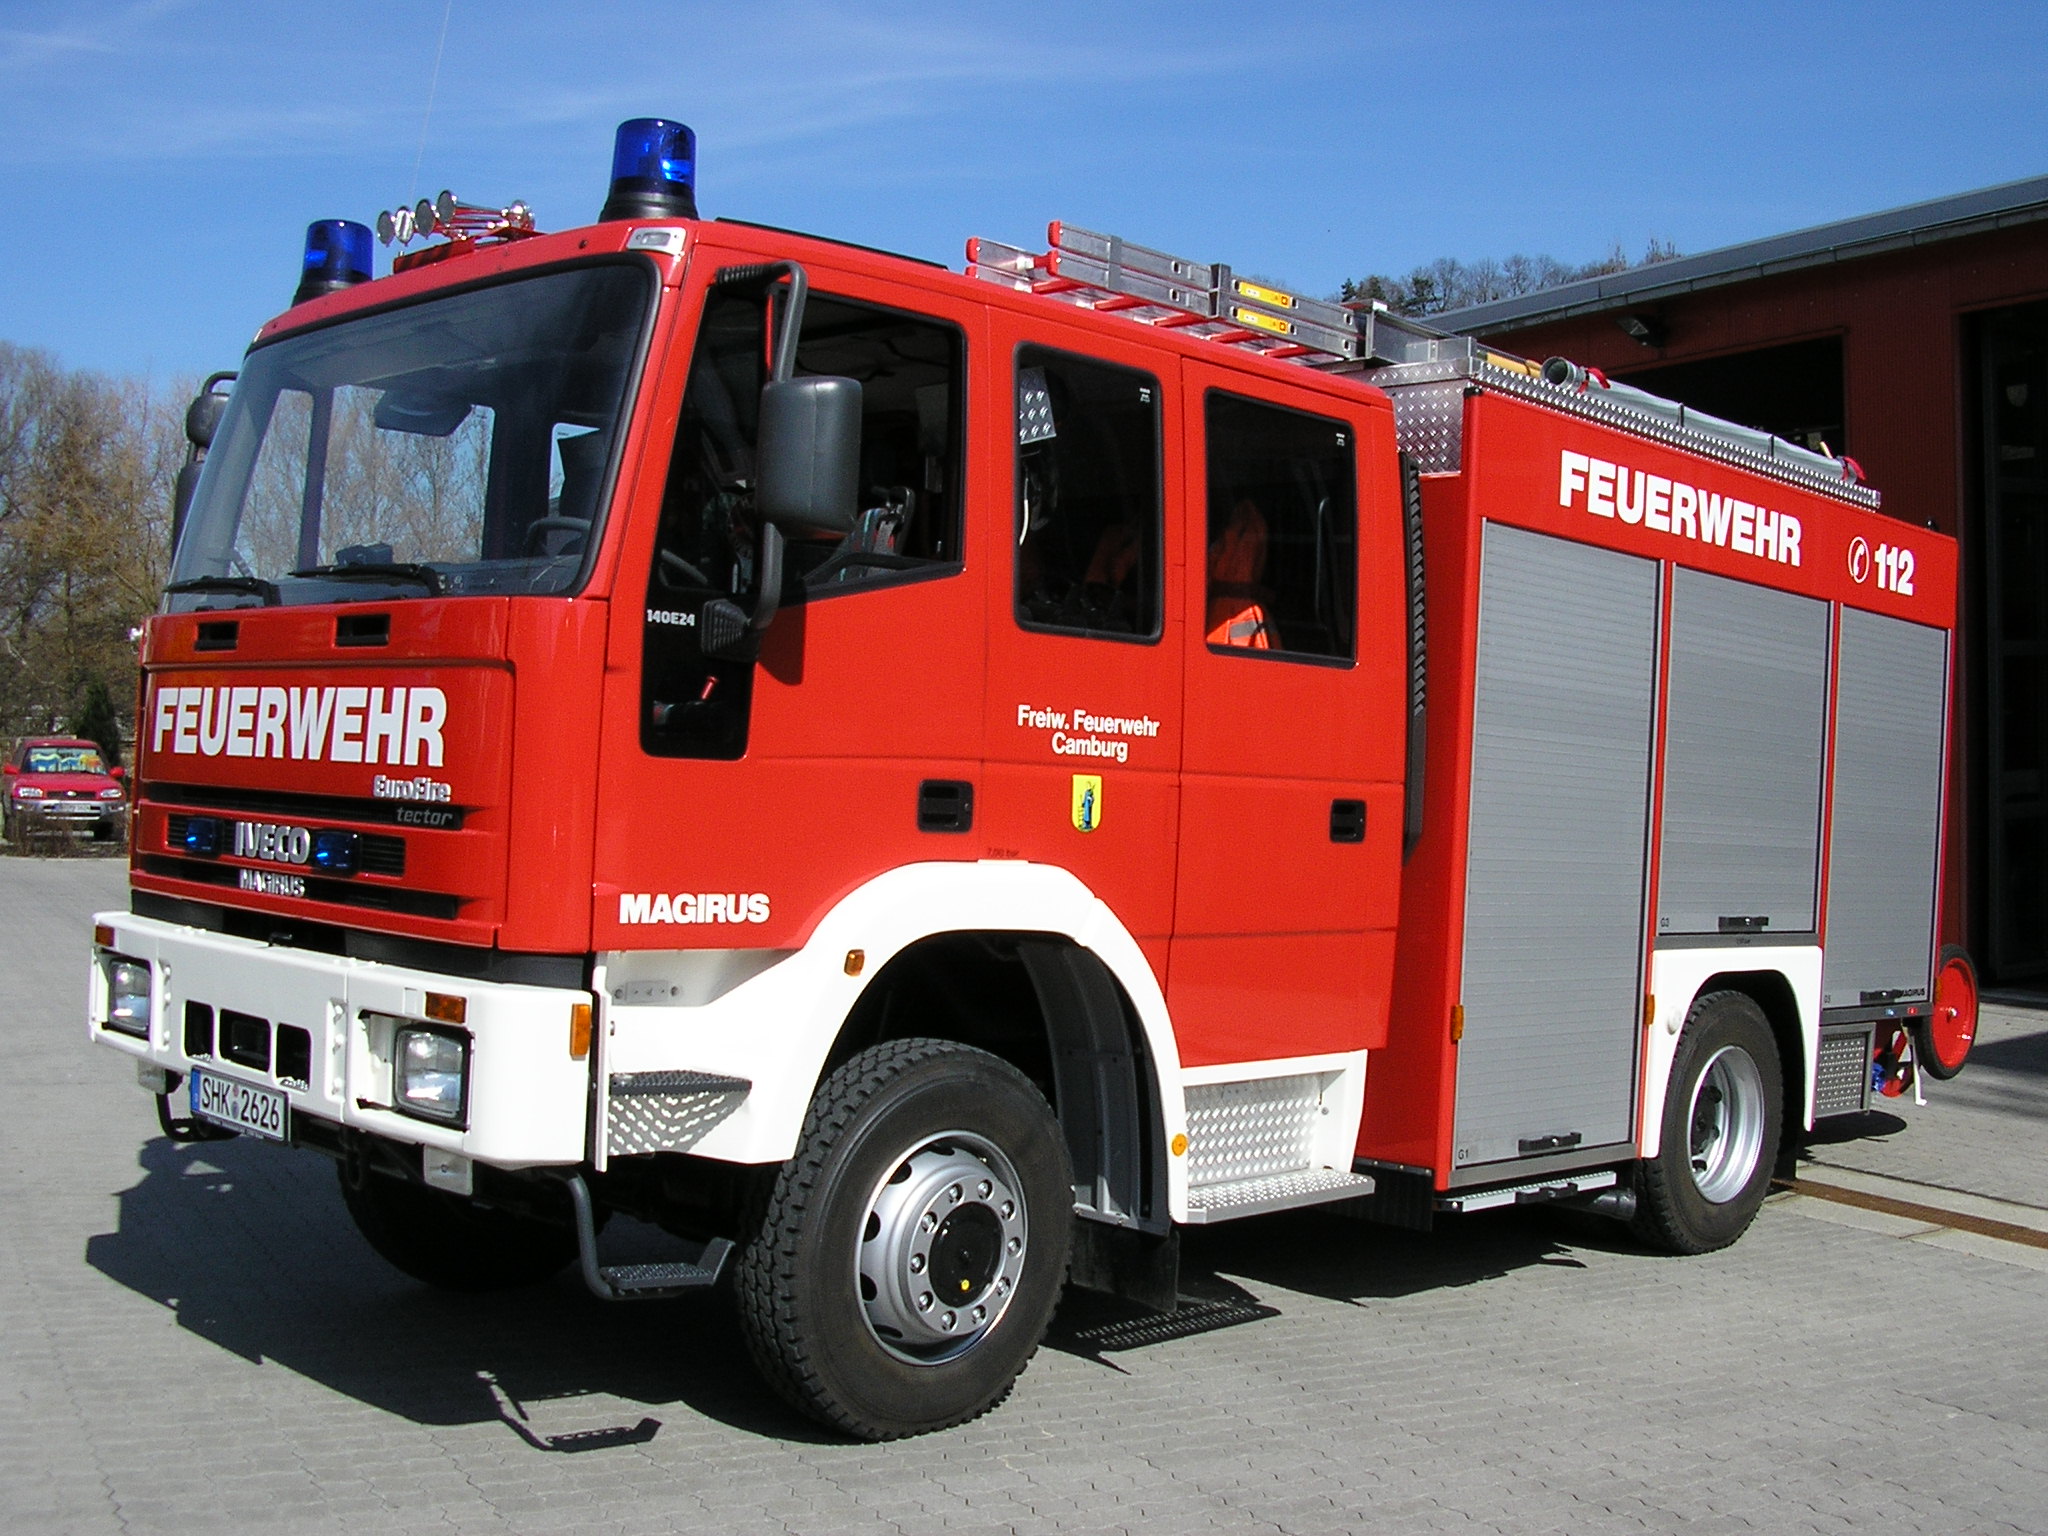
[89,119,1978,1440]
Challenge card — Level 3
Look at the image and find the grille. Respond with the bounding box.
[138,854,458,921]
[152,781,466,831]
[1814,1025,1874,1118]
[165,812,407,877]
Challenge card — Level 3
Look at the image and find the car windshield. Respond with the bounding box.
[168,263,652,609]
[24,747,105,774]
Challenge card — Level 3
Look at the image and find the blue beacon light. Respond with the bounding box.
[293,219,375,307]
[600,118,697,222]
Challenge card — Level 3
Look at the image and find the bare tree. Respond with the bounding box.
[1341,237,1682,317]
[0,343,182,750]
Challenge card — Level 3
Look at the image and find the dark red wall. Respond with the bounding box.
[1471,219,2048,965]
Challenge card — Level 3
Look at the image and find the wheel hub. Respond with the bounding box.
[857,1132,1028,1363]
[1687,1044,1766,1204]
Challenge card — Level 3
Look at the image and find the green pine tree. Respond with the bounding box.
[72,676,123,769]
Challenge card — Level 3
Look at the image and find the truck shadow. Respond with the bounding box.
[1045,1203,1621,1364]
[89,1134,1635,1437]
[84,1134,834,1444]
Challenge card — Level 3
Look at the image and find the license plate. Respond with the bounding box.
[189,1067,288,1142]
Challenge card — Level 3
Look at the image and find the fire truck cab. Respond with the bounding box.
[89,120,1974,1441]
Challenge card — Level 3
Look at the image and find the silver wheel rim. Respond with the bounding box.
[856,1130,1029,1365]
[1687,1044,1766,1204]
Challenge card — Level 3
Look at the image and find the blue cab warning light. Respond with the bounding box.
[293,219,374,307]
[310,828,361,877]
[600,118,697,222]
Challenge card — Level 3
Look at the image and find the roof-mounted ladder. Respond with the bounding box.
[966,221,1361,366]
[965,220,1875,504]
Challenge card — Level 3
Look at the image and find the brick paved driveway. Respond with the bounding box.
[6,856,2046,1535]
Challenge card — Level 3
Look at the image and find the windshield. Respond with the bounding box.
[169,263,652,609]
[24,746,105,774]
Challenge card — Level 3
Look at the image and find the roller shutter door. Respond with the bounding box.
[1657,569,1830,936]
[1822,609,1948,1008]
[1454,524,1658,1170]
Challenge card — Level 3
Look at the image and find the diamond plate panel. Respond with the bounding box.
[1383,380,1465,473]
[1184,1074,1325,1189]
[1184,1168,1375,1222]
[606,1071,749,1157]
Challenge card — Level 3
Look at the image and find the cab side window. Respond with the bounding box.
[642,287,966,759]
[1013,346,1162,641]
[1203,391,1356,662]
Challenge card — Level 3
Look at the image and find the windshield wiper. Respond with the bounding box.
[289,562,445,595]
[164,575,280,606]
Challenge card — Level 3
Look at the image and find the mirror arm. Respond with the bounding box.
[750,524,785,634]
[712,261,809,381]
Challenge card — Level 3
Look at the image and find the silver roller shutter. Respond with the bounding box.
[1822,608,1949,1008]
[1454,523,1659,1170]
[1658,569,1830,936]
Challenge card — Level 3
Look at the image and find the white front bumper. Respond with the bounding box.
[89,910,591,1168]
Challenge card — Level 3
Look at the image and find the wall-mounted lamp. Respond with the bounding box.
[1616,312,1669,348]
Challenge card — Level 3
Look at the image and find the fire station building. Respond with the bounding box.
[1441,175,2048,989]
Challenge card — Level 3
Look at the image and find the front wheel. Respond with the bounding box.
[734,1039,1073,1440]
[1632,991,1783,1255]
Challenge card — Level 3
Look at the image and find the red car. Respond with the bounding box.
[4,737,128,845]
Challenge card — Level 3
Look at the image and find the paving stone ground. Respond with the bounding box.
[5,854,2046,1535]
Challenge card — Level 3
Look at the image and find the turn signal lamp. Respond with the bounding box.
[293,219,374,306]
[600,118,697,222]
[424,991,468,1025]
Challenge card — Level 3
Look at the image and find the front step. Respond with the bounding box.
[560,1172,734,1301]
[597,1242,733,1298]
[1184,1168,1376,1224]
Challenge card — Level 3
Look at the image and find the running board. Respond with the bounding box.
[560,1172,733,1301]
[1184,1168,1376,1224]
[1436,1168,1619,1214]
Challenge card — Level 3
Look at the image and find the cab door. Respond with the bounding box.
[1168,359,1405,1068]
[592,250,988,953]
[978,312,1185,973]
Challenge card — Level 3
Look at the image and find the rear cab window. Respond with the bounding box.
[1012,345,1164,642]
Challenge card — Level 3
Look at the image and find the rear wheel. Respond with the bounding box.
[1632,991,1783,1254]
[1915,946,1978,1080]
[338,1168,578,1292]
[734,1039,1072,1440]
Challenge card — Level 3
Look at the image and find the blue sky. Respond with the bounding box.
[4,0,2045,384]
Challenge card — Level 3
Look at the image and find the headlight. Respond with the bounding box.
[98,787,124,800]
[103,955,152,1039]
[394,1025,469,1126]
[15,785,43,798]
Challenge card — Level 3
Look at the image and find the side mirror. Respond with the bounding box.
[2,763,16,776]
[755,376,861,534]
[173,371,237,557]
[110,766,126,780]
[185,375,234,453]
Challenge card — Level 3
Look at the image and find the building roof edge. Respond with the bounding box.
[1437,173,2048,336]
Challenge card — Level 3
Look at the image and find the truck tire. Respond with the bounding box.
[734,1039,1072,1441]
[1915,945,1978,1080]
[338,1167,578,1292]
[1631,990,1783,1255]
